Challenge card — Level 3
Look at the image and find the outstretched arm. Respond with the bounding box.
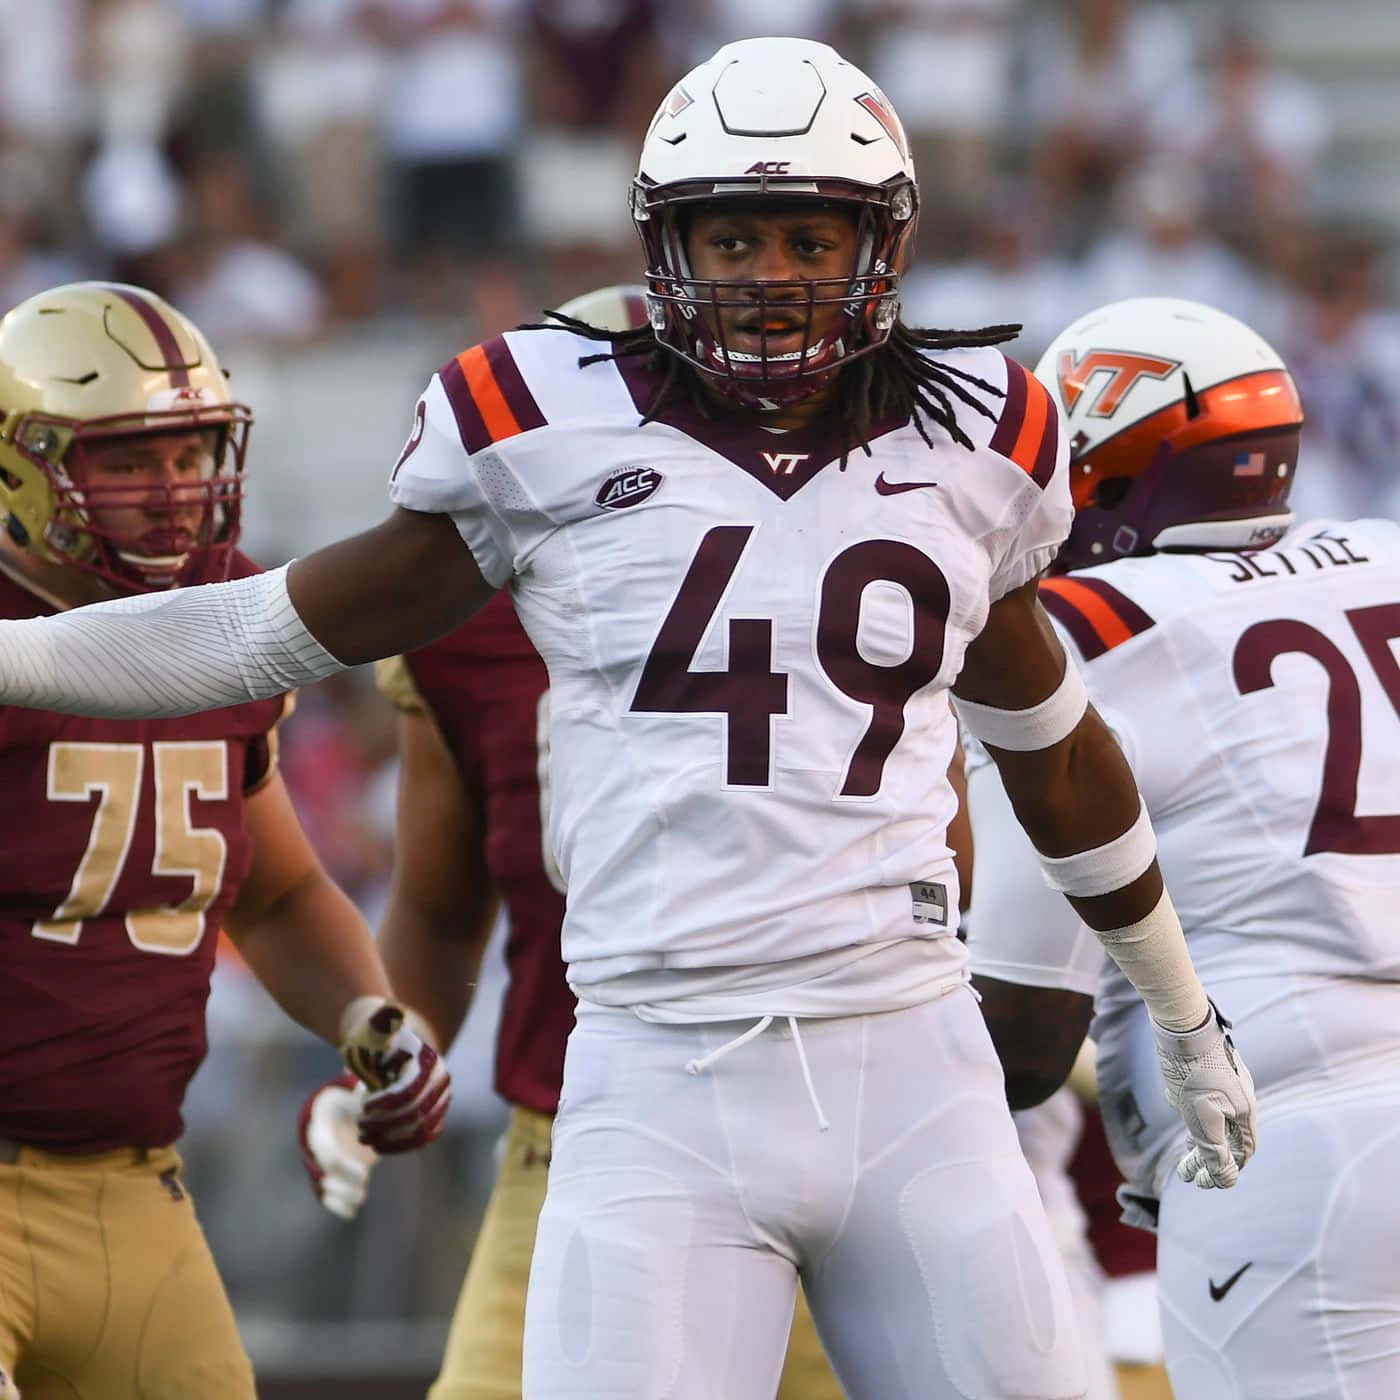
[954,580,1257,1187]
[0,508,495,717]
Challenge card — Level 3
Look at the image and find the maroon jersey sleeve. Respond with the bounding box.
[1069,1104,1157,1276]
[400,591,572,1114]
[0,556,286,1153]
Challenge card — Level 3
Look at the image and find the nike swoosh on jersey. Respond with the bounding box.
[1208,1262,1252,1301]
[874,473,939,495]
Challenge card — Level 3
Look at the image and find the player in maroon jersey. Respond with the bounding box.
[298,287,841,1400]
[0,282,449,1400]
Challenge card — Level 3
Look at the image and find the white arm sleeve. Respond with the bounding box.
[0,564,344,717]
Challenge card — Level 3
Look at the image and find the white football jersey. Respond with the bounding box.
[1033,518,1400,1194]
[389,328,1069,1016]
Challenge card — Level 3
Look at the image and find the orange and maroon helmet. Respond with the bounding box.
[1035,297,1303,572]
[0,281,252,591]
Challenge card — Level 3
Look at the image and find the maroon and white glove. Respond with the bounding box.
[298,1072,378,1220]
[337,997,451,1154]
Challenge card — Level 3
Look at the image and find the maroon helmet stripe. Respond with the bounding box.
[988,356,1028,460]
[439,353,492,455]
[623,292,648,329]
[483,337,546,435]
[109,286,191,387]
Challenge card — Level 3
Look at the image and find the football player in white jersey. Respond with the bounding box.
[0,42,1256,1399]
[970,295,1400,1399]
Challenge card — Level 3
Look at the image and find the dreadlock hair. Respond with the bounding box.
[521,309,1021,470]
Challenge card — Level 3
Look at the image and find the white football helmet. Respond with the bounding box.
[634,37,918,406]
[1034,297,1303,570]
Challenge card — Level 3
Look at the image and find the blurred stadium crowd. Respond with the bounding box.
[5,0,1398,527]
[6,0,1399,1386]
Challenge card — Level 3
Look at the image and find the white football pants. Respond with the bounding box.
[1015,1091,1119,1400]
[522,989,1088,1399]
[1157,1087,1400,1399]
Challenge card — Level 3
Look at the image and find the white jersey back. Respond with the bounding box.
[389,328,1069,1015]
[1039,519,1400,1192]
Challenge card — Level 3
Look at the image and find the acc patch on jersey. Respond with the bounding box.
[596,467,663,510]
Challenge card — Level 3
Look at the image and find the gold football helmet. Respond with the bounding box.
[0,281,252,590]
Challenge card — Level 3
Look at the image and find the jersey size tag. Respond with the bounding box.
[909,881,949,927]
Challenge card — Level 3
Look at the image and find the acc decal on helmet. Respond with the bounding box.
[0,281,251,591]
[632,37,918,408]
[1035,297,1303,570]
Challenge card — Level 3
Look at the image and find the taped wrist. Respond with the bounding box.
[0,564,343,717]
[954,660,1088,752]
[1094,889,1210,1032]
[1037,800,1156,897]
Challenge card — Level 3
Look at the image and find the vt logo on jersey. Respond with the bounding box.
[1057,349,1181,418]
[760,451,810,476]
[596,466,663,510]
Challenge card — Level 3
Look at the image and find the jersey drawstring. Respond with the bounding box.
[684,1015,831,1132]
[786,1017,831,1132]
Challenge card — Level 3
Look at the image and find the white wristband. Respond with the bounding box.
[955,661,1088,752]
[1038,800,1156,898]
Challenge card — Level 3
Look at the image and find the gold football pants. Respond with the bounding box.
[430,1106,842,1399]
[0,1143,254,1399]
[1117,1362,1174,1398]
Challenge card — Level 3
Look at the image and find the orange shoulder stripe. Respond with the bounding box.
[458,344,523,443]
[988,358,1060,488]
[438,336,546,454]
[1039,576,1156,660]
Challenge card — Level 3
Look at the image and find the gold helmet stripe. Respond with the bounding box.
[108,285,191,388]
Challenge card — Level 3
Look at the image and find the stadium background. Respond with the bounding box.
[5,0,1397,1393]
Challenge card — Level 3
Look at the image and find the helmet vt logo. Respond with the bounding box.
[662,84,694,119]
[855,90,910,160]
[596,467,663,510]
[1057,349,1181,418]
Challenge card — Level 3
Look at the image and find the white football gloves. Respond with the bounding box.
[298,1073,378,1220]
[1151,1001,1258,1189]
